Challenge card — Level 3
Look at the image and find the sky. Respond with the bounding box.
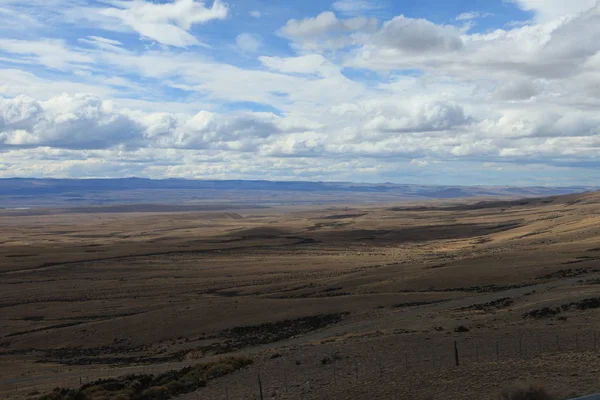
[0,0,600,186]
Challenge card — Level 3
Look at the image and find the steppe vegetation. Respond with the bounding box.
[2,191,600,399]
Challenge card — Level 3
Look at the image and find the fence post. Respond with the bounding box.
[454,341,460,367]
[258,374,264,400]
[496,339,500,362]
[431,345,435,367]
[595,331,598,351]
[576,333,580,352]
[225,386,230,400]
[538,335,542,355]
[354,358,359,380]
[284,370,288,394]
[519,336,523,359]
[476,343,479,363]
[405,353,408,369]
[333,359,337,387]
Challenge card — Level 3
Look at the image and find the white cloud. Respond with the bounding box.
[411,159,430,167]
[2,1,600,183]
[236,33,262,53]
[249,10,262,18]
[0,93,284,152]
[86,0,229,47]
[362,101,471,134]
[0,6,41,30]
[279,11,378,51]
[0,94,143,149]
[375,16,463,53]
[510,0,598,21]
[456,11,492,21]
[0,39,93,70]
[259,54,340,77]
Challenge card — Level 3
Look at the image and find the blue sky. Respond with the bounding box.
[0,0,599,186]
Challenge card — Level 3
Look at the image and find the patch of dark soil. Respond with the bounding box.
[524,307,562,319]
[391,301,443,308]
[563,257,600,265]
[316,291,352,297]
[37,345,187,366]
[426,264,447,269]
[305,222,353,231]
[309,222,521,244]
[580,278,600,285]
[14,315,45,321]
[460,297,513,312]
[5,322,84,338]
[200,313,349,355]
[319,213,367,220]
[537,268,600,279]
[55,312,141,321]
[401,283,533,294]
[203,289,242,297]
[524,297,600,319]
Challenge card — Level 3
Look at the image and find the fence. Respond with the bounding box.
[194,330,600,399]
[2,330,600,399]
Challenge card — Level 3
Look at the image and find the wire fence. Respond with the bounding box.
[2,330,599,399]
[195,330,600,399]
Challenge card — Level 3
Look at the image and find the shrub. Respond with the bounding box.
[500,383,553,400]
[38,356,252,400]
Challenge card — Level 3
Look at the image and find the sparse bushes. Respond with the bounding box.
[500,383,553,400]
[461,297,513,312]
[37,356,252,400]
[524,297,600,319]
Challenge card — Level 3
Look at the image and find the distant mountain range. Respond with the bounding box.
[0,178,596,209]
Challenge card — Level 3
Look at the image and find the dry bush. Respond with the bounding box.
[500,382,553,400]
[37,356,253,400]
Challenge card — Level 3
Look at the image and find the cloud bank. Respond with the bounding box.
[0,0,599,185]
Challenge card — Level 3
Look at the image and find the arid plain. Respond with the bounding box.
[2,191,600,399]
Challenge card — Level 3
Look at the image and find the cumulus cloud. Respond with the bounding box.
[154,111,282,150]
[511,0,597,21]
[374,16,464,53]
[362,102,471,134]
[280,11,378,51]
[0,93,284,152]
[2,1,600,183]
[0,94,143,150]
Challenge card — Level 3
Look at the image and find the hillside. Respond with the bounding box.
[2,190,600,399]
